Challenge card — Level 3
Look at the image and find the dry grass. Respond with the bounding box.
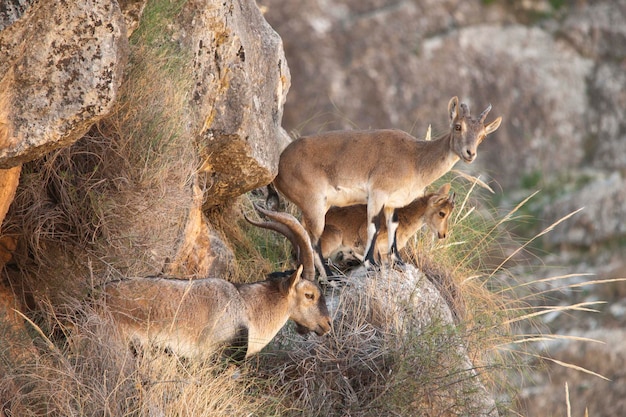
[2,173,613,416]
[0,299,278,417]
[254,271,501,417]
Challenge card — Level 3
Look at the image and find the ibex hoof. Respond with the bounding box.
[363,260,382,273]
[391,261,407,272]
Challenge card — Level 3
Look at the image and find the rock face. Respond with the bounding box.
[543,172,626,249]
[179,0,291,207]
[342,266,499,417]
[0,0,129,168]
[0,0,32,31]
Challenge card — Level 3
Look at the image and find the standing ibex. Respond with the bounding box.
[271,97,501,276]
[320,183,455,264]
[102,207,331,361]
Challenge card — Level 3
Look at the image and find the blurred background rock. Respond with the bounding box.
[259,1,626,415]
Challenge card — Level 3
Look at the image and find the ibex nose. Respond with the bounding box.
[317,318,332,336]
[465,149,475,161]
[438,231,446,239]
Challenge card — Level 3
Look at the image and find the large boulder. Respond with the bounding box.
[0,0,129,167]
[542,172,626,249]
[266,265,500,416]
[180,0,291,207]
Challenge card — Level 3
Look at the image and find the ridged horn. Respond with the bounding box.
[244,203,316,281]
[460,102,470,117]
[479,103,492,123]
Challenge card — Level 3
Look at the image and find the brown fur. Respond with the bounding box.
[321,183,455,263]
[103,266,330,359]
[102,206,331,360]
[273,97,501,273]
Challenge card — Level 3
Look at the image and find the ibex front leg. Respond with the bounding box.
[301,200,332,280]
[385,206,404,266]
[363,199,385,268]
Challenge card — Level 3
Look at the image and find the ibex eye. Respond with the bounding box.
[305,293,314,300]
[455,124,462,131]
[439,212,446,218]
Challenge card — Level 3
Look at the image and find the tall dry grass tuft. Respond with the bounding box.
[402,173,619,415]
[247,263,500,417]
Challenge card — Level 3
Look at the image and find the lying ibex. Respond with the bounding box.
[102,208,331,361]
[272,97,501,275]
[321,183,455,264]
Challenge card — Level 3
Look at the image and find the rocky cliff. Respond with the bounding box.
[0,0,290,294]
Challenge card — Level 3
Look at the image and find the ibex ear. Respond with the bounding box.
[448,96,459,123]
[437,183,451,195]
[485,116,502,135]
[286,264,304,293]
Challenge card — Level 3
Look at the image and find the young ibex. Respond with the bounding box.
[102,207,331,361]
[272,97,501,275]
[321,183,455,264]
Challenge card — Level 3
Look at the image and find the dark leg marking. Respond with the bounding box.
[223,325,249,364]
[364,209,384,267]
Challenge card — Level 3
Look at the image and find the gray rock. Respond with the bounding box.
[179,0,291,207]
[0,0,33,31]
[559,1,626,61]
[587,63,626,172]
[0,0,290,295]
[543,172,626,249]
[0,0,129,167]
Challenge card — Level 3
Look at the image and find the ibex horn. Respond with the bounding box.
[245,203,316,281]
[479,103,492,123]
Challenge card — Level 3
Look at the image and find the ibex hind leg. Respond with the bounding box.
[363,202,386,269]
[313,241,340,283]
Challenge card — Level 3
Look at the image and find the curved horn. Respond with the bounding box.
[459,102,470,117]
[245,203,316,281]
[479,103,492,123]
[244,212,301,260]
